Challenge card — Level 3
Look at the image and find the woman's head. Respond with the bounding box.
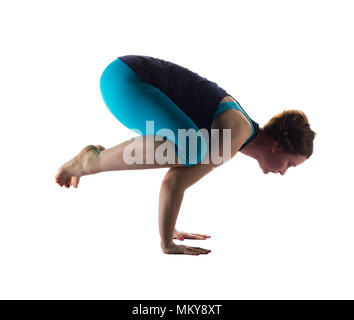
[256,109,317,175]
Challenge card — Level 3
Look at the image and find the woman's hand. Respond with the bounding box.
[173,229,211,241]
[162,242,211,255]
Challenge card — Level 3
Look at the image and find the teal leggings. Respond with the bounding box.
[99,58,208,166]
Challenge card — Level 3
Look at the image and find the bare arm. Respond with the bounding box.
[158,162,215,253]
[158,121,249,255]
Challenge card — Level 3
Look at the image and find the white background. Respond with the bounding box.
[0,0,353,299]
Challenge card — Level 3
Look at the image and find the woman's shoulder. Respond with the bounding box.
[213,96,253,137]
[219,95,236,103]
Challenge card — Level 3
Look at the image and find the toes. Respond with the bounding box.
[71,176,80,188]
[64,176,70,188]
[55,173,60,183]
[55,173,64,187]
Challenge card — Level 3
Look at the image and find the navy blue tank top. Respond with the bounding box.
[118,54,259,150]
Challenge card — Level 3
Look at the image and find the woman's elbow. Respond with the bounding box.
[161,168,186,191]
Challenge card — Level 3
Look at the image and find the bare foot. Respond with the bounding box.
[55,145,105,188]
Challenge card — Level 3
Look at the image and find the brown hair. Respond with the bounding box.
[262,109,317,158]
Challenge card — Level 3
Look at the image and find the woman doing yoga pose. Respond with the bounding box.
[55,55,316,255]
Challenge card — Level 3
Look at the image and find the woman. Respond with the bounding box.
[55,55,316,255]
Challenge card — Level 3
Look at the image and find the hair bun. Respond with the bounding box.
[262,109,316,158]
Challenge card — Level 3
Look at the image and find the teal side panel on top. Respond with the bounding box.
[212,101,254,145]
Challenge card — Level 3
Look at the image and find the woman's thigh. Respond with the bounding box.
[99,58,208,166]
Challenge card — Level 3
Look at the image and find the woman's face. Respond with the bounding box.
[259,142,308,175]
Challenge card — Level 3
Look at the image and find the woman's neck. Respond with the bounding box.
[239,127,267,161]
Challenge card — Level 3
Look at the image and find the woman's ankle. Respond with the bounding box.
[82,149,103,175]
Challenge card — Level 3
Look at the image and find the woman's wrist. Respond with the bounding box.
[160,240,174,250]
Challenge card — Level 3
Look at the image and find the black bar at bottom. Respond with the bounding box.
[0,299,352,319]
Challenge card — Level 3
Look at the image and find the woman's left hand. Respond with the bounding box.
[173,229,211,241]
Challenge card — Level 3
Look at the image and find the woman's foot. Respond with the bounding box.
[55,145,105,188]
